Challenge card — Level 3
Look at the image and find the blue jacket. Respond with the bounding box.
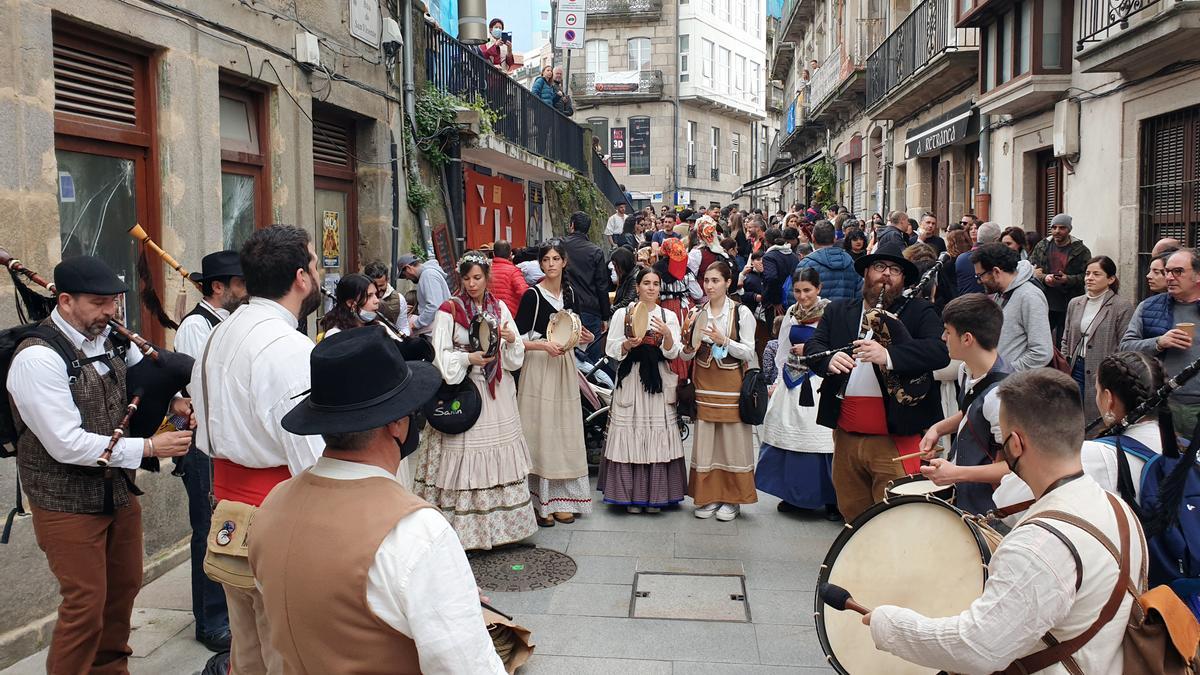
[796,246,863,303]
[532,77,557,108]
[1137,292,1175,338]
[762,245,799,307]
[956,246,984,294]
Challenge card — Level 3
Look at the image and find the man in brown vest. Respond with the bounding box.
[7,256,192,673]
[249,327,506,674]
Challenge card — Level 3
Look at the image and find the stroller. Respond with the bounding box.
[575,331,689,471]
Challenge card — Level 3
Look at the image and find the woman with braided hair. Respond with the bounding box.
[993,351,1167,518]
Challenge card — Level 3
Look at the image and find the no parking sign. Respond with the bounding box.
[555,0,586,49]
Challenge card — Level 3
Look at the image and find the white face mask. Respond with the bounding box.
[359,310,378,323]
[492,28,503,39]
[609,263,618,284]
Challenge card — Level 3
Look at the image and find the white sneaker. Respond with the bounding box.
[626,505,643,514]
[645,506,661,513]
[715,504,740,521]
[694,503,720,519]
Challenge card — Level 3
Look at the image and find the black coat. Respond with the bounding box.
[562,232,611,319]
[805,296,950,436]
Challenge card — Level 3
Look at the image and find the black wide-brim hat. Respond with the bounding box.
[189,250,243,283]
[854,242,920,286]
[282,326,442,436]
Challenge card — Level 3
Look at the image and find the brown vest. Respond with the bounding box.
[248,471,431,674]
[377,289,402,326]
[693,302,746,423]
[13,320,133,513]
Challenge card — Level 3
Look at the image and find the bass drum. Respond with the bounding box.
[885,474,955,503]
[815,496,1003,674]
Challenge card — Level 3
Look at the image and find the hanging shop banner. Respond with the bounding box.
[904,103,977,160]
[321,210,341,268]
[595,70,641,92]
[610,127,627,167]
[629,117,651,169]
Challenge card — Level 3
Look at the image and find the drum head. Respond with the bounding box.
[885,474,955,502]
[630,302,650,340]
[690,307,709,350]
[548,310,578,349]
[816,497,992,674]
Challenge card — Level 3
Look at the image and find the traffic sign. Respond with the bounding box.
[555,0,586,49]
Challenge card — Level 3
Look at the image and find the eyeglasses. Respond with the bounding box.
[973,269,992,282]
[1166,267,1190,277]
[870,262,904,276]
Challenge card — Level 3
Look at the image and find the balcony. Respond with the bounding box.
[767,83,786,113]
[679,83,767,122]
[711,168,721,181]
[772,40,796,81]
[1075,0,1200,75]
[779,0,816,45]
[865,0,979,119]
[570,70,665,104]
[587,0,663,24]
[807,44,863,121]
[768,129,793,172]
[687,164,697,178]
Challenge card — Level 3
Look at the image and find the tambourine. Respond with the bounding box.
[624,301,651,340]
[469,311,500,358]
[687,307,709,351]
[547,310,581,350]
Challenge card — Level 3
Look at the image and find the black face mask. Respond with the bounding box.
[999,432,1021,476]
[394,414,422,459]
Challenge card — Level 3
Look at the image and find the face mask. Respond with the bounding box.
[359,309,378,323]
[395,415,421,459]
[492,28,503,39]
[609,263,618,284]
[999,433,1021,476]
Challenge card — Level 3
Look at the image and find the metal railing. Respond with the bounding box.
[425,28,587,173]
[687,164,697,178]
[865,0,979,108]
[569,70,665,100]
[1077,0,1165,49]
[711,168,721,181]
[808,44,844,110]
[588,0,664,18]
[767,83,786,111]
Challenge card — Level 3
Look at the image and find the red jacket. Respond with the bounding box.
[488,257,529,317]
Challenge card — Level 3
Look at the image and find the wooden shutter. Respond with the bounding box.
[1036,150,1062,239]
[1139,105,1200,248]
[54,42,137,127]
[313,117,353,170]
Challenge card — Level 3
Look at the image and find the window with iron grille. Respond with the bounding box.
[1138,104,1200,291]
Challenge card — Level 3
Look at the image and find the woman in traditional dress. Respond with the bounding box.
[655,238,693,382]
[755,268,839,519]
[682,261,758,522]
[415,251,537,550]
[597,267,686,513]
[515,240,594,527]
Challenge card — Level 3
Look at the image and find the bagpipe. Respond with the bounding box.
[1086,354,1200,436]
[128,223,203,331]
[317,285,435,363]
[0,248,193,470]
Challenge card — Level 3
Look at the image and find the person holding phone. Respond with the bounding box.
[1030,213,1091,343]
[479,18,515,72]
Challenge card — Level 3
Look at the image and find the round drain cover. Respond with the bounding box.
[469,546,577,592]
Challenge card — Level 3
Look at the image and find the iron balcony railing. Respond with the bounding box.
[767,83,786,112]
[588,0,664,19]
[711,168,721,181]
[687,164,697,178]
[425,27,587,173]
[865,0,979,108]
[569,70,665,100]
[808,44,844,110]
[1077,0,1166,48]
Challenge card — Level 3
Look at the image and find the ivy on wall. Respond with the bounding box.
[547,165,610,245]
[412,84,500,169]
[808,159,838,211]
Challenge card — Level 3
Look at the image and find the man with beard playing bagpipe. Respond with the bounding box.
[803,241,950,522]
[4,255,193,674]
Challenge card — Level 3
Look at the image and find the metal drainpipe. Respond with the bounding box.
[977,113,991,221]
[672,0,681,206]
[403,0,434,256]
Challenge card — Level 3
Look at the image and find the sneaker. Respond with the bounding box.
[645,506,661,513]
[715,504,740,521]
[694,503,720,519]
[627,505,643,514]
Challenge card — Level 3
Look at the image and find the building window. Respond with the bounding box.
[749,62,761,102]
[313,108,358,275]
[719,47,731,93]
[220,83,269,252]
[711,127,721,177]
[735,55,746,94]
[702,39,715,86]
[587,117,609,155]
[585,39,609,74]
[687,121,697,166]
[629,117,651,175]
[1017,1,1031,75]
[52,22,159,336]
[737,0,747,30]
[1042,0,1063,69]
[732,132,741,176]
[627,38,651,71]
[724,0,732,23]
[1138,105,1200,287]
[979,0,1072,93]
[704,0,716,13]
[540,11,550,20]
[679,35,690,82]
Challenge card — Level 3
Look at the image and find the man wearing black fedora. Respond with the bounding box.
[172,249,245,655]
[805,242,950,522]
[248,327,506,674]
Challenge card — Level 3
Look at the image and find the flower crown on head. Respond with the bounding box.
[461,251,492,270]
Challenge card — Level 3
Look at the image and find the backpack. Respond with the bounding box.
[1094,433,1200,615]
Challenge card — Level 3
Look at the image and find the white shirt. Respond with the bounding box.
[686,249,704,300]
[307,458,506,675]
[430,301,525,385]
[173,300,230,359]
[1077,291,1106,354]
[682,300,756,363]
[871,475,1140,674]
[191,298,324,473]
[605,212,625,236]
[6,308,146,469]
[605,305,682,361]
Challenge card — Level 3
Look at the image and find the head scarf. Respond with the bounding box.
[659,237,688,281]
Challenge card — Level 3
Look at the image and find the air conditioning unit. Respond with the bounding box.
[1053,99,1080,159]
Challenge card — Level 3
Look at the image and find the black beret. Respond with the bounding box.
[54,256,127,295]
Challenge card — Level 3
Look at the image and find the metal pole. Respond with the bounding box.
[402,0,434,256]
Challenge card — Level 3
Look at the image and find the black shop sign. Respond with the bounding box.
[904,103,976,160]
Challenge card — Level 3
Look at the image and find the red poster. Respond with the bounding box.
[463,167,527,251]
[610,127,627,167]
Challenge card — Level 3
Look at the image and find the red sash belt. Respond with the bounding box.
[212,458,291,507]
[838,396,889,435]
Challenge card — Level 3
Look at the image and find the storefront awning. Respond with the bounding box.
[731,150,825,198]
[904,103,978,160]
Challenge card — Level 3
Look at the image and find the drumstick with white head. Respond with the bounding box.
[820,583,872,616]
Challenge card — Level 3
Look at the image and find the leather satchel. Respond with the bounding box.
[203,499,256,589]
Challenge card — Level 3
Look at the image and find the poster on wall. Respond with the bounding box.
[321,210,341,268]
[629,117,650,173]
[610,127,627,167]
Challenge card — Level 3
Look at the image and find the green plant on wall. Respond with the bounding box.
[407,175,436,213]
[808,159,837,211]
[547,169,610,244]
[413,84,501,169]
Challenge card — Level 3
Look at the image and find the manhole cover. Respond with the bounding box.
[469,546,577,592]
[630,572,751,622]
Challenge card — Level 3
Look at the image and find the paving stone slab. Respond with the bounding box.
[631,573,750,622]
[747,589,814,626]
[548,583,633,618]
[566,530,673,557]
[128,608,193,658]
[514,613,761,663]
[523,655,673,675]
[569,554,639,585]
[755,623,831,668]
[636,556,745,576]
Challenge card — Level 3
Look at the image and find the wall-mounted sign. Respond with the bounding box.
[629,117,650,174]
[595,70,641,92]
[610,127,627,167]
[349,0,380,47]
[555,0,586,49]
[321,210,341,268]
[904,103,976,160]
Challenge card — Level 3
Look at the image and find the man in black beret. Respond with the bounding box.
[248,327,507,674]
[7,255,193,673]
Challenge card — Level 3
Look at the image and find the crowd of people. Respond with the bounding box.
[7,190,1200,673]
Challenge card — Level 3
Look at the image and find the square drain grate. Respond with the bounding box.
[629,572,751,622]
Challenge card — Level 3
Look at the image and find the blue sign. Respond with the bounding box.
[785,98,797,134]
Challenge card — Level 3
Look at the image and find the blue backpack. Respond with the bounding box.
[1095,432,1200,616]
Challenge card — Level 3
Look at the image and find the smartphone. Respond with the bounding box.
[501,31,513,42]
